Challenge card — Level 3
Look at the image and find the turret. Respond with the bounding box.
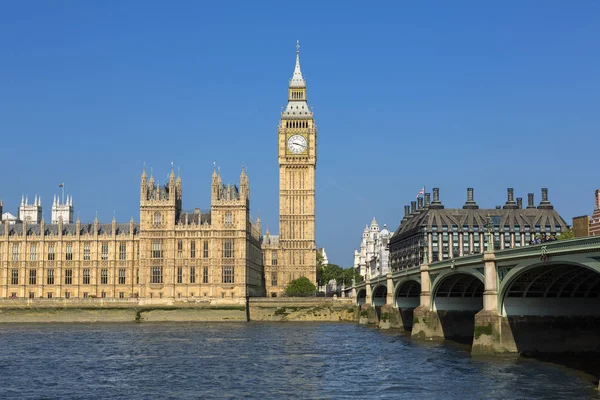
[141,163,148,201]
[176,167,182,192]
[19,194,43,223]
[140,164,181,231]
[52,192,74,223]
[94,213,99,236]
[239,165,249,200]
[211,162,222,203]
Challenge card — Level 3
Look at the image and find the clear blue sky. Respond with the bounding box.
[1,1,599,267]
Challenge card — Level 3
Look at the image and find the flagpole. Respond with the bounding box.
[62,184,65,206]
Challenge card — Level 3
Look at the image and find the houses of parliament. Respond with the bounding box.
[0,44,317,301]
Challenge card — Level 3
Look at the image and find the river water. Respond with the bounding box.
[0,322,597,399]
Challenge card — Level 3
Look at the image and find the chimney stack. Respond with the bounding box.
[404,205,410,217]
[516,197,523,209]
[527,193,535,209]
[463,187,479,209]
[538,188,553,209]
[424,193,431,207]
[417,197,423,210]
[595,189,600,210]
[429,188,444,209]
[503,188,518,209]
[411,201,417,214]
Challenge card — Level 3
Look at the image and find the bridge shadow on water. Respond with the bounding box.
[437,310,478,345]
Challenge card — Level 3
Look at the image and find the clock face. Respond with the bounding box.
[287,134,307,154]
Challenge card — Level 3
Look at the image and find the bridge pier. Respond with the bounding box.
[359,304,378,325]
[472,251,517,354]
[359,280,378,325]
[411,262,445,340]
[379,273,401,329]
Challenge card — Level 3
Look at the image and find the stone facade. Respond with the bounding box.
[572,215,590,238]
[389,187,570,271]
[0,43,317,301]
[353,218,391,279]
[51,194,74,224]
[263,42,317,297]
[18,195,42,224]
[0,166,263,300]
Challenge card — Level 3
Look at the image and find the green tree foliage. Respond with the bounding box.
[284,277,317,297]
[319,263,363,287]
[321,263,344,284]
[557,228,575,241]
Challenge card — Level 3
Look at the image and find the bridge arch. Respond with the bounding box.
[356,288,367,306]
[500,259,600,316]
[394,279,421,308]
[372,284,387,307]
[431,271,484,312]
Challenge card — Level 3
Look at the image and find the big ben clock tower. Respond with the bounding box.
[274,41,317,292]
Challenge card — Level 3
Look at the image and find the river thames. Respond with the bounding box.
[0,322,597,399]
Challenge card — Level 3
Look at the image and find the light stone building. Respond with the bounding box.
[0,42,318,301]
[52,194,74,224]
[0,166,264,300]
[318,247,329,266]
[18,195,42,224]
[262,42,318,297]
[353,218,391,279]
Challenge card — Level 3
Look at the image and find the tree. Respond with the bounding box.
[321,263,344,285]
[342,267,363,285]
[284,277,317,297]
[557,228,575,241]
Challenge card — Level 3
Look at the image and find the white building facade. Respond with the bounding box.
[353,217,391,279]
[18,195,43,224]
[51,194,74,224]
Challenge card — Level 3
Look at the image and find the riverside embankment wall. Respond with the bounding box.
[248,298,356,322]
[0,298,356,323]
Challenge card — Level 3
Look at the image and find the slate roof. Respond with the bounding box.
[178,211,212,225]
[0,222,140,236]
[261,233,279,247]
[390,191,569,246]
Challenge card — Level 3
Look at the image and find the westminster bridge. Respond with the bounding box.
[350,236,600,356]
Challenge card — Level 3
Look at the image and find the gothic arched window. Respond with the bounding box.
[225,212,233,225]
[154,212,162,225]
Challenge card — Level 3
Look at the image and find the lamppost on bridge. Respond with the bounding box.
[420,235,429,266]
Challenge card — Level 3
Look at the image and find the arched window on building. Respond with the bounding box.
[154,212,162,225]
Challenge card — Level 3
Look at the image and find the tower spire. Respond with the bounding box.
[290,40,306,88]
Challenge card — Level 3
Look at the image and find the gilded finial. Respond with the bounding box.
[296,39,300,54]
